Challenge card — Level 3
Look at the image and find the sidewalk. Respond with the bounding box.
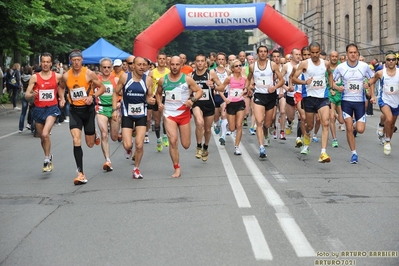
[0,103,20,117]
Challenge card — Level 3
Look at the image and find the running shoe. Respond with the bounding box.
[74,172,87,185]
[318,152,331,163]
[162,135,169,147]
[132,168,143,179]
[103,161,113,171]
[201,149,209,161]
[272,128,277,139]
[124,148,132,159]
[26,124,31,130]
[312,136,319,142]
[304,133,311,146]
[263,136,270,147]
[219,136,226,145]
[214,124,221,135]
[131,151,135,161]
[295,137,303,148]
[338,124,345,131]
[117,133,122,142]
[384,142,391,155]
[95,132,101,145]
[226,130,231,136]
[157,138,163,152]
[300,146,310,154]
[42,155,53,172]
[243,118,248,127]
[377,125,384,143]
[353,129,358,138]
[144,135,150,144]
[195,147,202,159]
[259,146,267,158]
[332,139,339,148]
[350,154,358,164]
[285,121,293,135]
[280,131,286,140]
[249,127,255,135]
[234,146,242,155]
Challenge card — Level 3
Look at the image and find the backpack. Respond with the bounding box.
[7,70,17,86]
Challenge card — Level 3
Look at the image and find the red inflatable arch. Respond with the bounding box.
[134,3,308,61]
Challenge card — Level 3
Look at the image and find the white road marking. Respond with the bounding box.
[213,133,251,208]
[242,215,273,261]
[276,213,316,257]
[0,131,20,140]
[238,141,316,257]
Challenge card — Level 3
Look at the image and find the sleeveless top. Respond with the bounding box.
[227,75,245,102]
[96,75,117,107]
[192,69,215,107]
[284,63,297,97]
[152,67,170,94]
[67,67,92,106]
[121,73,148,118]
[379,68,399,108]
[162,74,190,117]
[33,72,58,107]
[253,60,274,94]
[302,58,328,98]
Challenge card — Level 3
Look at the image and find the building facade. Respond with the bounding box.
[248,0,399,61]
[298,0,399,61]
[248,0,301,54]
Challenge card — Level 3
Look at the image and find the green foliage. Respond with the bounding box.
[2,0,253,63]
[0,93,10,104]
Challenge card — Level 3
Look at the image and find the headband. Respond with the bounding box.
[69,51,82,59]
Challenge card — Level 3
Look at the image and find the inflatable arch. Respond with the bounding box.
[134,3,309,62]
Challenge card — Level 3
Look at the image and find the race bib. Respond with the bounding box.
[309,76,325,90]
[70,87,87,101]
[197,89,209,100]
[384,83,399,94]
[39,89,55,101]
[103,84,113,96]
[128,103,144,116]
[165,91,181,102]
[231,88,243,98]
[346,81,362,93]
[256,76,272,88]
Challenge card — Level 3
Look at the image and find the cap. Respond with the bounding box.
[113,59,122,67]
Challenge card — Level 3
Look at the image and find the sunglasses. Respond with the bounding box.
[127,62,133,65]
[234,65,242,68]
[102,66,112,69]
[386,58,397,62]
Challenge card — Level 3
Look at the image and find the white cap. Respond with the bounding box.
[113,59,122,66]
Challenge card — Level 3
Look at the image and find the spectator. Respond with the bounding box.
[6,63,22,110]
[19,66,33,132]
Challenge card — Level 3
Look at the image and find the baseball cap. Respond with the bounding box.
[113,59,122,67]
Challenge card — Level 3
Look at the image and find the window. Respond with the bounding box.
[328,21,332,50]
[367,5,373,41]
[345,15,349,43]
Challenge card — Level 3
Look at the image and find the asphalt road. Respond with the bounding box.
[0,109,398,266]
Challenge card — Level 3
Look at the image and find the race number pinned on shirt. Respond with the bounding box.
[384,83,399,94]
[103,84,113,96]
[70,87,87,101]
[346,81,363,93]
[309,76,325,90]
[128,103,144,116]
[165,91,182,102]
[256,76,272,88]
[231,88,243,98]
[197,89,209,100]
[39,89,55,101]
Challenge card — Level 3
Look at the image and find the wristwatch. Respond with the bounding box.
[191,97,197,103]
